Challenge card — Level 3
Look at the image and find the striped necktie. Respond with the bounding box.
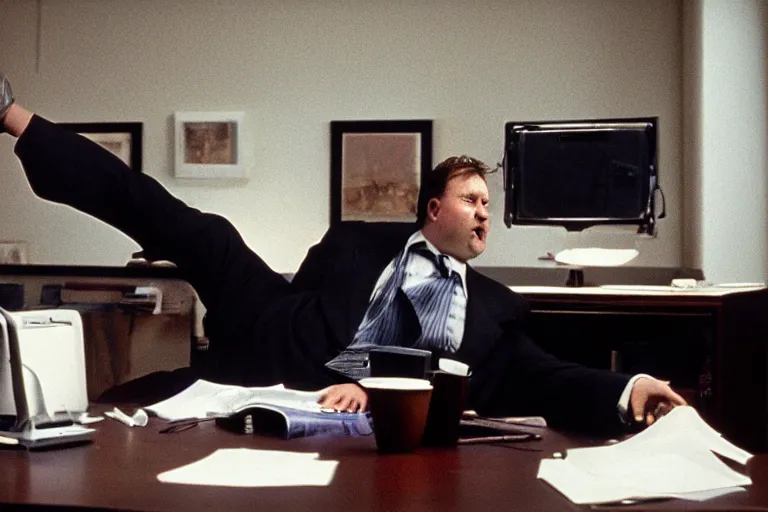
[349,246,412,348]
[325,242,462,379]
[405,245,462,352]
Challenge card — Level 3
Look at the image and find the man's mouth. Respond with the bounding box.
[472,227,486,241]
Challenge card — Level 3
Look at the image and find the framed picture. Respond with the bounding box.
[0,241,28,264]
[58,122,143,172]
[174,111,246,179]
[330,120,433,224]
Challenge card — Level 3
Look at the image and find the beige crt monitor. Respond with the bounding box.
[0,308,92,448]
[0,309,88,418]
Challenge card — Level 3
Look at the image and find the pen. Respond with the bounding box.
[457,433,540,445]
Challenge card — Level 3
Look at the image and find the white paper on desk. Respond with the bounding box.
[145,379,324,421]
[157,449,338,487]
[538,459,746,505]
[537,406,752,505]
[104,407,148,427]
[617,406,752,465]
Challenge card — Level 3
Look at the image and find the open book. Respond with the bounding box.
[145,380,372,440]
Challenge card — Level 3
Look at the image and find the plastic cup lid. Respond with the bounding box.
[359,377,433,390]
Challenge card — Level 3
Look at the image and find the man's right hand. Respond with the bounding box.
[317,383,368,412]
[629,377,687,426]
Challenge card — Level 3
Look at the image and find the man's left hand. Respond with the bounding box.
[629,377,687,426]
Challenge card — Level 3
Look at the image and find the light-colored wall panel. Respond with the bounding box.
[0,0,683,273]
[686,0,768,283]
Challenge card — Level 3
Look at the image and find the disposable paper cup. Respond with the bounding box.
[359,377,433,453]
[369,349,430,379]
[421,370,469,446]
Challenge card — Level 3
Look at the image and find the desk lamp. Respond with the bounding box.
[0,307,93,448]
[503,117,664,286]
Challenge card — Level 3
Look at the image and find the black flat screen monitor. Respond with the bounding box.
[503,117,662,233]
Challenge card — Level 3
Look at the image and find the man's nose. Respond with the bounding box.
[476,204,489,220]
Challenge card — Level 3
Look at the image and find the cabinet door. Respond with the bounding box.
[524,309,714,411]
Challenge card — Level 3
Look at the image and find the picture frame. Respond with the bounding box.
[330,120,433,225]
[58,122,143,172]
[0,241,28,265]
[174,111,246,179]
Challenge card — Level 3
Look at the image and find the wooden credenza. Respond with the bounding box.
[511,285,768,452]
[0,264,198,400]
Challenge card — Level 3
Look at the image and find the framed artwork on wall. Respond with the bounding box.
[330,120,433,225]
[174,111,246,179]
[58,122,143,172]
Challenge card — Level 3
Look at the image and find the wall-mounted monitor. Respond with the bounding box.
[503,117,663,234]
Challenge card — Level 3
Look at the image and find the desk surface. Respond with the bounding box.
[2,413,768,512]
[511,284,767,297]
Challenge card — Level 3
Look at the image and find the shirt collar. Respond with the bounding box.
[405,231,469,292]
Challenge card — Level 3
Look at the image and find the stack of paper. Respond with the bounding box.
[537,406,752,505]
[157,449,338,487]
[145,380,325,421]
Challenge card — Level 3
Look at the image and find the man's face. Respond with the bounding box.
[426,173,490,262]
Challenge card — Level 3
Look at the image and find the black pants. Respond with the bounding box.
[14,116,343,392]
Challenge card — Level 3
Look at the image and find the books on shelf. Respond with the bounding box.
[44,283,164,314]
[118,286,162,314]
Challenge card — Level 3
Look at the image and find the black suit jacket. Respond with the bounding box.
[16,115,630,434]
[291,222,631,433]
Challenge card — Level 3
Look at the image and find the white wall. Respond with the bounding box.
[0,0,683,273]
[683,0,768,283]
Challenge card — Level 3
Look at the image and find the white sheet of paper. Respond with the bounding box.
[146,380,324,421]
[538,459,746,505]
[104,407,148,427]
[565,447,749,493]
[537,406,753,505]
[617,406,752,465]
[157,449,338,487]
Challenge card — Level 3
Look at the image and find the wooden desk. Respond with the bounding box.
[513,285,768,453]
[1,413,767,511]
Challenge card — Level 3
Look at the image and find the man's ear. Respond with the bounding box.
[427,198,441,221]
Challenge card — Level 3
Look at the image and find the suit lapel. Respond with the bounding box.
[345,244,400,333]
[331,224,506,366]
[454,268,502,368]
[341,225,413,343]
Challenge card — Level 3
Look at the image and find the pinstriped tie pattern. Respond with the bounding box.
[349,247,411,348]
[325,242,461,379]
[405,248,462,352]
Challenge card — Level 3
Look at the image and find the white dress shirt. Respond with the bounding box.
[368,231,467,352]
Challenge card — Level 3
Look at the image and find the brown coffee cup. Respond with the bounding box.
[421,370,469,446]
[359,377,433,453]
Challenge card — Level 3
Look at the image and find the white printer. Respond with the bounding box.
[0,308,93,448]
